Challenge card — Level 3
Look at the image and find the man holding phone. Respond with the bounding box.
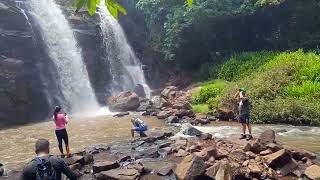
[234,88,252,140]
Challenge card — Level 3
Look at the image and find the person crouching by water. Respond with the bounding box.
[53,106,71,157]
[234,88,252,140]
[21,139,77,180]
[131,117,148,137]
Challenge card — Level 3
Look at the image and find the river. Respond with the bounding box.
[0,117,319,172]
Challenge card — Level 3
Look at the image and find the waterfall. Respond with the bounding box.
[98,3,151,98]
[27,0,99,114]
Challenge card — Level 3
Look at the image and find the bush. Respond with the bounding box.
[191,80,229,104]
[192,104,210,113]
[193,50,320,126]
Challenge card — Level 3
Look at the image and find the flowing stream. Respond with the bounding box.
[26,0,99,114]
[98,3,151,97]
[0,119,319,172]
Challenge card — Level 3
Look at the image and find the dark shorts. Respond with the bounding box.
[239,114,250,124]
[133,125,148,132]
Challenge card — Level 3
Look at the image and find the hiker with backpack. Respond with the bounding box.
[53,106,71,157]
[21,139,77,180]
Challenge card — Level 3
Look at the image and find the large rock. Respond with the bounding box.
[181,123,203,136]
[258,129,276,145]
[95,168,140,180]
[151,96,169,109]
[304,165,320,180]
[156,110,174,119]
[263,149,293,169]
[93,161,120,173]
[206,161,232,180]
[108,91,140,111]
[133,84,146,98]
[137,98,152,112]
[161,86,178,100]
[174,155,206,180]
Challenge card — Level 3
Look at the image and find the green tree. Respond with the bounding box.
[75,0,192,18]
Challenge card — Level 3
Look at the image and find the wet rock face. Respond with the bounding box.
[0,0,50,125]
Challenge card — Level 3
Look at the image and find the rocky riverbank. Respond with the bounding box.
[2,125,319,180]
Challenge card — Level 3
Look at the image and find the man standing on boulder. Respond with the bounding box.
[234,88,252,140]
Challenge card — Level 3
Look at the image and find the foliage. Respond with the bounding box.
[75,0,192,18]
[137,0,320,68]
[192,50,320,126]
[192,104,210,113]
[75,0,127,18]
[191,80,229,104]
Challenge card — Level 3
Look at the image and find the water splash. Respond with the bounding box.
[27,0,99,114]
[98,3,151,98]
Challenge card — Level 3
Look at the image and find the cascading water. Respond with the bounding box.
[26,0,99,114]
[98,3,151,97]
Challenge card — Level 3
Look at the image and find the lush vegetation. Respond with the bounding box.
[136,0,320,68]
[192,50,320,126]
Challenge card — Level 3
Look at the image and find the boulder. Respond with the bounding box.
[182,123,203,136]
[156,111,174,119]
[166,116,179,123]
[216,109,235,120]
[113,112,129,117]
[95,168,139,180]
[258,129,276,145]
[206,161,232,180]
[93,161,120,173]
[260,149,273,156]
[108,91,140,111]
[134,84,146,98]
[287,147,317,161]
[151,96,169,109]
[157,164,175,176]
[304,165,320,180]
[126,162,144,173]
[135,146,159,159]
[69,163,82,171]
[248,163,262,178]
[194,146,217,161]
[137,98,152,112]
[230,149,247,162]
[175,149,189,157]
[263,149,293,169]
[172,96,192,110]
[161,86,178,100]
[175,109,194,118]
[83,153,94,165]
[174,155,206,180]
[266,143,282,152]
[65,155,84,165]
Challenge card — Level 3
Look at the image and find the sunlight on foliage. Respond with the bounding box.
[75,0,127,19]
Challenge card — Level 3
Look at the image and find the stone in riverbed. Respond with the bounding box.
[166,116,179,123]
[65,155,84,165]
[182,123,203,136]
[206,161,232,180]
[156,111,174,119]
[248,163,262,178]
[258,129,276,145]
[229,149,247,162]
[113,112,129,117]
[175,149,189,157]
[174,155,206,180]
[263,149,293,169]
[304,165,320,180]
[95,168,139,180]
[69,163,82,171]
[93,161,120,173]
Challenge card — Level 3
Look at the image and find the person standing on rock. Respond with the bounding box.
[21,139,77,180]
[131,117,148,137]
[53,106,71,157]
[234,88,252,140]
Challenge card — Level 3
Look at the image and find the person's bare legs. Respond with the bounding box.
[242,124,246,134]
[131,129,134,137]
[247,123,252,135]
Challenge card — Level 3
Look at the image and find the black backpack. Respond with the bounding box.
[33,156,57,180]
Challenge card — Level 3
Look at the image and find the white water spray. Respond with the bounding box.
[98,3,151,98]
[27,0,99,114]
